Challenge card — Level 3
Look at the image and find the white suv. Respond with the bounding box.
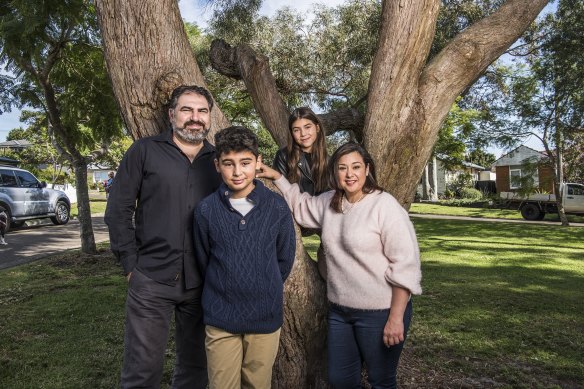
[0,166,71,231]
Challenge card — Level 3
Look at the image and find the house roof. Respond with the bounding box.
[492,145,547,167]
[0,139,33,148]
[435,154,486,170]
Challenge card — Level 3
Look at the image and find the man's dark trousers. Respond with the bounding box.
[121,269,207,389]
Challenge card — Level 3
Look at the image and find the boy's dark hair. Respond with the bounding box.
[167,85,214,111]
[215,126,259,158]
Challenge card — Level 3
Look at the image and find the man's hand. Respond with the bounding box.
[126,272,132,282]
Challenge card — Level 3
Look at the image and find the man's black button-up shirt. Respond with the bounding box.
[105,130,222,288]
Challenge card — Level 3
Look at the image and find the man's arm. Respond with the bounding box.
[193,204,211,279]
[104,142,144,275]
[276,203,296,282]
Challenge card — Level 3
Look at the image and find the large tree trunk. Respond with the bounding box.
[95,0,230,140]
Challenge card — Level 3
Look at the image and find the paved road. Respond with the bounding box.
[0,216,110,270]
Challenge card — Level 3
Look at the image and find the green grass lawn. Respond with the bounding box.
[70,199,108,218]
[410,202,584,223]
[1,219,583,388]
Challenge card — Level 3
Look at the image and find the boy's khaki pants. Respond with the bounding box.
[205,325,281,389]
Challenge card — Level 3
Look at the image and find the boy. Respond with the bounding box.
[0,207,7,245]
[193,126,296,389]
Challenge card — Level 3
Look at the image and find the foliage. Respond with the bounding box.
[513,157,542,197]
[434,99,482,169]
[446,172,474,197]
[459,187,483,200]
[0,0,124,160]
[467,148,496,168]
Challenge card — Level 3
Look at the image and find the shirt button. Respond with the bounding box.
[240,220,246,225]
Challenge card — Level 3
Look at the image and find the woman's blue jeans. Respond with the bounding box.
[327,300,413,389]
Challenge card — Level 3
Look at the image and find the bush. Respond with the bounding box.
[460,187,483,200]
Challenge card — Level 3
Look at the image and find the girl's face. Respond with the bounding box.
[291,118,319,153]
[336,151,369,200]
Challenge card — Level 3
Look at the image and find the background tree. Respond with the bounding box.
[0,0,124,253]
[96,0,548,385]
[481,0,584,225]
[6,112,69,184]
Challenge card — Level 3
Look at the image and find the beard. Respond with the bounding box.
[173,120,210,144]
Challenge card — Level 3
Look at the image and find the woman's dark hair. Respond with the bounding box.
[286,107,329,193]
[329,142,383,213]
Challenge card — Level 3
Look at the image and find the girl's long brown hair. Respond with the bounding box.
[329,142,383,213]
[286,107,329,193]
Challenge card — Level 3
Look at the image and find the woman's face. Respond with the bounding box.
[336,151,369,200]
[291,118,319,153]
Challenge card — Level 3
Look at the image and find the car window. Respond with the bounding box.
[567,184,584,196]
[0,169,18,187]
[14,170,40,188]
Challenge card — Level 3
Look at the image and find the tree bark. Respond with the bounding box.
[73,158,97,254]
[95,0,230,140]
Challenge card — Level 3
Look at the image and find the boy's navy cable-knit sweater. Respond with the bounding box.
[193,180,296,334]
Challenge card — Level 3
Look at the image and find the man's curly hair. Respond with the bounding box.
[215,126,259,158]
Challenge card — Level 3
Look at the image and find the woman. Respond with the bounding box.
[273,107,328,195]
[258,142,422,388]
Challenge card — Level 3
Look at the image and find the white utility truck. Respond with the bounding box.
[499,182,584,220]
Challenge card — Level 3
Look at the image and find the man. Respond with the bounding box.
[105,85,222,388]
[104,171,114,199]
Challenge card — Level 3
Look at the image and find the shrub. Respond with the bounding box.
[460,187,483,200]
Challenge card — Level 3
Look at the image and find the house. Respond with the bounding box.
[492,145,554,193]
[419,156,488,199]
[88,164,114,185]
[0,139,32,155]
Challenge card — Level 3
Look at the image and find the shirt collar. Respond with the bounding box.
[219,179,265,207]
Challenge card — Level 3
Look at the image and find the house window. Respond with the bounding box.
[510,169,521,189]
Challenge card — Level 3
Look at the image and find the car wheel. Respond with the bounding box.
[11,221,25,228]
[51,201,70,225]
[521,203,544,221]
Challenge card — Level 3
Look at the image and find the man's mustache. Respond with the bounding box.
[183,120,206,129]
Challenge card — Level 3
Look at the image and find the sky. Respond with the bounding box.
[0,0,550,158]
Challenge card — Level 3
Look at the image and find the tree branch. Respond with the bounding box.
[210,39,289,147]
[420,0,549,127]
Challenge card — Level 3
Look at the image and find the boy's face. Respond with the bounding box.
[215,150,258,199]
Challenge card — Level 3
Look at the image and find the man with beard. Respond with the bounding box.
[105,85,222,389]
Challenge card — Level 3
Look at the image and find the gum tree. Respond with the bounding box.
[95,0,549,385]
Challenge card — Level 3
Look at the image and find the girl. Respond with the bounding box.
[273,107,328,195]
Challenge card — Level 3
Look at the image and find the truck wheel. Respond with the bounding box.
[521,203,544,221]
